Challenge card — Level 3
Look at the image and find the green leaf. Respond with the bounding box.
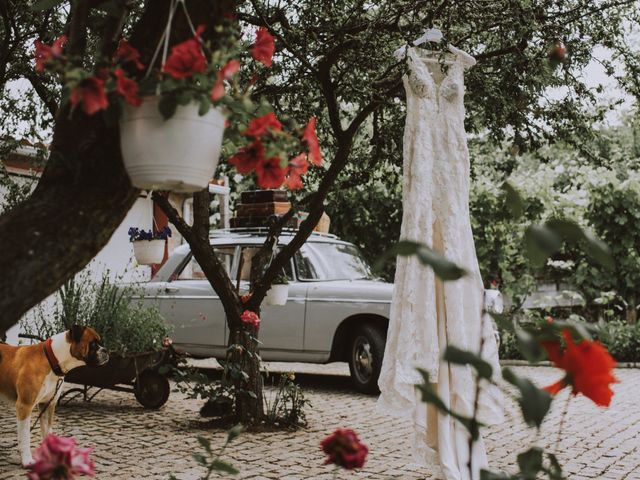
[31,0,64,11]
[515,327,545,362]
[158,95,178,119]
[226,424,244,443]
[197,436,212,454]
[546,453,563,480]
[524,225,562,267]
[581,230,614,269]
[517,447,544,479]
[443,346,493,380]
[211,459,240,475]
[415,369,481,439]
[176,89,193,106]
[376,240,466,281]
[502,181,524,218]
[192,453,208,466]
[198,97,211,116]
[502,368,552,428]
[489,312,514,333]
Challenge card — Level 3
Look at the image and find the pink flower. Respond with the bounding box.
[27,434,95,479]
[240,310,260,328]
[34,35,67,72]
[114,69,142,106]
[320,428,368,470]
[243,112,282,138]
[303,117,322,166]
[256,156,286,189]
[163,26,207,79]
[211,59,241,101]
[284,153,309,190]
[114,40,144,70]
[228,140,265,174]
[70,77,109,115]
[251,27,275,67]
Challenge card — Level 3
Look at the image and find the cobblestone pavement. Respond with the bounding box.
[1,364,639,480]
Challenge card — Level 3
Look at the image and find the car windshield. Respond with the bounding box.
[295,242,373,281]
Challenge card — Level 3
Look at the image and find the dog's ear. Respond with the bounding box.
[68,324,85,343]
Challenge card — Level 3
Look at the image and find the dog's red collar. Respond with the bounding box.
[44,338,65,377]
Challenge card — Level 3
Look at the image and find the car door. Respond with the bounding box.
[158,246,236,354]
[237,246,306,355]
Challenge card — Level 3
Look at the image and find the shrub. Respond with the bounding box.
[23,272,170,355]
[593,320,640,363]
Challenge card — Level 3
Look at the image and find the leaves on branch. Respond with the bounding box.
[502,367,552,429]
[502,181,524,219]
[31,0,65,11]
[376,240,466,281]
[443,345,493,380]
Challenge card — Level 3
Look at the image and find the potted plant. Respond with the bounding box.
[21,273,173,408]
[129,226,171,265]
[265,272,290,306]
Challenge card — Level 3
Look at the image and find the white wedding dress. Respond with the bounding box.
[377,46,504,480]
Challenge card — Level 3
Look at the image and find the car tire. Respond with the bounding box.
[348,324,386,394]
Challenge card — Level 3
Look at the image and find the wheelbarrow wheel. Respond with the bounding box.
[134,370,170,409]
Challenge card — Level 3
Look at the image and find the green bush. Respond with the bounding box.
[593,320,640,363]
[22,272,170,355]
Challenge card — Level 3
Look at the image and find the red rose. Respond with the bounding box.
[303,117,322,166]
[240,310,260,328]
[114,69,142,107]
[211,59,241,101]
[320,428,368,470]
[163,29,207,79]
[70,76,109,115]
[284,153,309,190]
[256,156,286,189]
[34,35,67,72]
[229,141,265,174]
[115,40,144,70]
[541,329,619,407]
[243,112,282,138]
[251,27,275,67]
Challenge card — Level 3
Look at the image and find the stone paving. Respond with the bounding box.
[1,364,639,480]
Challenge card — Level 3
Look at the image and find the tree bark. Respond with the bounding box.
[0,0,235,334]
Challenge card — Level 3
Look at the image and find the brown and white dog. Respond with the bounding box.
[0,325,109,466]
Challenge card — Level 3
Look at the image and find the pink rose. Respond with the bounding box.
[240,310,260,328]
[320,428,368,470]
[27,434,95,479]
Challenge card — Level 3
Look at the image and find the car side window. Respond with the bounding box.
[177,247,235,280]
[294,248,318,280]
[238,246,294,282]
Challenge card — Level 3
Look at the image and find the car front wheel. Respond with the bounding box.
[348,324,386,394]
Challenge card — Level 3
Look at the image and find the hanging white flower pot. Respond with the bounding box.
[265,284,289,306]
[132,239,166,265]
[120,96,226,193]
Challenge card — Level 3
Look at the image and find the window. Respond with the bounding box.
[177,246,236,280]
[295,243,373,281]
[237,246,294,282]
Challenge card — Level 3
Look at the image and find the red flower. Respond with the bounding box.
[541,329,619,407]
[70,77,109,115]
[284,153,309,190]
[34,35,67,72]
[256,156,286,189]
[244,112,282,138]
[240,293,253,304]
[228,141,265,174]
[303,117,322,166]
[163,29,207,79]
[320,428,368,470]
[240,310,260,328]
[114,69,142,107]
[251,27,275,67]
[114,40,144,70]
[211,59,241,101]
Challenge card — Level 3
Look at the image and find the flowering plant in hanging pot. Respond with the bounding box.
[265,272,290,306]
[128,226,172,265]
[34,6,322,194]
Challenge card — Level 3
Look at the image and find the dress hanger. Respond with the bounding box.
[413,28,456,65]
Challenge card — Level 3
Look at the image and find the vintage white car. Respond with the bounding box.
[137,228,392,392]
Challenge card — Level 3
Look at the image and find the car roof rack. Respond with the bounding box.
[209,227,338,239]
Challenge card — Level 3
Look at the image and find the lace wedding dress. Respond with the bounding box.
[377,46,504,480]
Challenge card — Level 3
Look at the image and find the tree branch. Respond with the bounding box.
[68,0,90,57]
[99,0,134,58]
[25,73,58,117]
